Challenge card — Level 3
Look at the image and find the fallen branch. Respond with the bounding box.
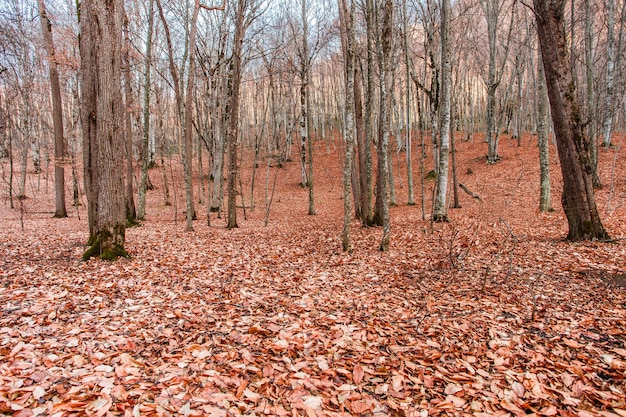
[459,183,482,201]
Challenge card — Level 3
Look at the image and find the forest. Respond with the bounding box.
[1,0,625,416]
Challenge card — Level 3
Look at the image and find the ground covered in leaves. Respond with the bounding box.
[1,135,625,416]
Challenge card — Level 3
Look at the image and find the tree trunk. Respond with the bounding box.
[80,0,129,260]
[123,15,137,224]
[403,0,414,206]
[603,0,616,147]
[37,0,67,218]
[585,0,601,188]
[181,0,200,231]
[433,0,451,222]
[376,0,393,252]
[354,67,367,222]
[537,53,552,213]
[534,0,610,241]
[339,0,355,252]
[363,0,375,226]
[227,0,246,229]
[138,0,155,221]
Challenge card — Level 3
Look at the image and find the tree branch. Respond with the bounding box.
[199,1,225,11]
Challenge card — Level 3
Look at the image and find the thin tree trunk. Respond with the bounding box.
[603,0,616,147]
[404,0,414,206]
[537,54,552,212]
[377,0,393,251]
[181,0,201,231]
[433,0,451,222]
[138,0,154,220]
[37,0,67,218]
[363,0,375,226]
[227,0,246,229]
[123,15,137,224]
[339,0,355,252]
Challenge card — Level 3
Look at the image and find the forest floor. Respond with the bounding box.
[1,133,625,417]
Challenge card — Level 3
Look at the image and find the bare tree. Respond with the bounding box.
[338,0,355,252]
[403,0,414,206]
[536,52,552,213]
[433,0,451,222]
[602,0,616,147]
[80,0,129,260]
[37,0,67,218]
[138,0,155,221]
[534,0,610,241]
[585,0,601,188]
[372,0,393,252]
[480,0,515,164]
[227,0,249,229]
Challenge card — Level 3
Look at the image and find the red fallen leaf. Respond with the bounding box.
[539,405,558,416]
[350,399,374,413]
[563,338,581,348]
[13,409,33,417]
[85,395,112,417]
[424,374,435,388]
[262,364,274,377]
[512,381,525,398]
[388,389,407,399]
[248,324,269,335]
[235,380,248,399]
[353,364,364,385]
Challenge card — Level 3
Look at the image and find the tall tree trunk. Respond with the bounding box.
[182,0,201,231]
[363,0,375,226]
[537,53,552,212]
[483,0,499,163]
[403,0,414,206]
[433,0,451,222]
[123,15,137,224]
[534,0,610,241]
[37,0,67,218]
[376,0,393,251]
[481,0,514,164]
[354,67,366,221]
[138,0,154,220]
[339,0,355,252]
[155,0,195,229]
[301,0,315,215]
[603,0,616,147]
[227,0,246,229]
[585,0,601,188]
[80,0,129,260]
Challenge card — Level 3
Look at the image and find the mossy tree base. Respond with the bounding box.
[83,225,130,261]
[433,214,449,223]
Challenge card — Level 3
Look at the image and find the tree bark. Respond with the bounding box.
[227,0,247,229]
[182,0,201,231]
[80,0,129,260]
[376,0,393,252]
[602,0,616,147]
[123,15,137,224]
[585,0,601,188]
[138,0,155,221]
[433,0,451,222]
[536,52,552,212]
[37,0,67,218]
[403,0,415,206]
[339,0,355,252]
[534,0,610,241]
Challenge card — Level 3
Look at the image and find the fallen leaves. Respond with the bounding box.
[1,139,625,416]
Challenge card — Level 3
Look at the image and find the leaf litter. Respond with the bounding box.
[1,137,625,416]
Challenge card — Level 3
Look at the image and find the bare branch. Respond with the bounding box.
[199,1,225,11]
